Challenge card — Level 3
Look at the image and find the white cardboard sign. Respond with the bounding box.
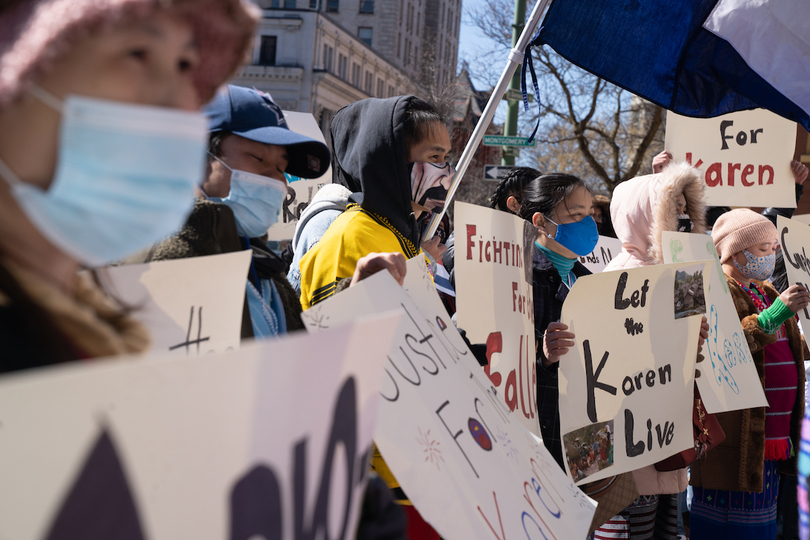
[101,251,252,356]
[578,236,624,273]
[454,202,539,435]
[0,315,400,540]
[267,111,332,241]
[662,232,767,413]
[778,215,810,328]
[558,263,705,485]
[302,261,597,540]
[665,109,796,208]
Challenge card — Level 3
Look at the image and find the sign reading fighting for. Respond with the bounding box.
[266,111,332,241]
[301,258,597,540]
[101,251,252,356]
[578,235,623,273]
[665,109,796,207]
[778,215,810,328]
[558,262,706,485]
[454,202,539,435]
[0,315,400,540]
[662,232,767,413]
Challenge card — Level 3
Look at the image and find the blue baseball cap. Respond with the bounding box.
[204,85,330,179]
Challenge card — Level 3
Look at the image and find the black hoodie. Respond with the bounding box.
[329,96,420,249]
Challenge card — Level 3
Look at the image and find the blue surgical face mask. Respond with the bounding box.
[733,249,775,281]
[0,86,207,267]
[206,154,287,238]
[544,215,599,256]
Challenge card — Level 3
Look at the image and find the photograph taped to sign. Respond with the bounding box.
[558,262,706,485]
[0,315,400,540]
[99,251,252,356]
[665,109,795,208]
[454,202,539,435]
[662,232,766,413]
[301,268,597,540]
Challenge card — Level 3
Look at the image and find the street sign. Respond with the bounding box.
[484,165,517,181]
[482,135,536,147]
[503,88,522,101]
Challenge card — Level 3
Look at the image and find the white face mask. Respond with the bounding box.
[0,86,207,267]
[206,154,288,238]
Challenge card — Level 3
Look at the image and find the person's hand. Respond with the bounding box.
[652,150,673,174]
[421,234,447,262]
[779,283,810,313]
[697,315,709,352]
[542,322,575,367]
[351,252,407,287]
[791,160,808,185]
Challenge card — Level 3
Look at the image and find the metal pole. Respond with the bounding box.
[501,0,527,167]
[423,0,551,241]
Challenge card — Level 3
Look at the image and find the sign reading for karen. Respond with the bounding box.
[665,109,796,208]
[558,262,706,485]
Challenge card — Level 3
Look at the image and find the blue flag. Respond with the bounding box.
[529,0,810,131]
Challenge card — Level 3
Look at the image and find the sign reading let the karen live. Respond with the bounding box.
[665,109,796,208]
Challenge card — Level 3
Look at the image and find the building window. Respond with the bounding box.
[397,33,401,58]
[310,0,318,7]
[364,71,373,94]
[376,78,384,97]
[326,0,338,11]
[338,53,347,79]
[258,35,277,66]
[358,27,372,47]
[388,84,394,98]
[352,63,361,86]
[285,0,296,7]
[359,0,374,13]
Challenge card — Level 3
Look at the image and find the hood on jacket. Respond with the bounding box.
[610,161,706,267]
[329,96,420,248]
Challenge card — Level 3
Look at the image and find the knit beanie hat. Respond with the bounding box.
[0,0,258,110]
[711,209,777,263]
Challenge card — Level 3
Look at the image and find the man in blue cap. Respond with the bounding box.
[144,85,330,339]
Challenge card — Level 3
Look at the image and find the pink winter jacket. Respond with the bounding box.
[604,162,706,495]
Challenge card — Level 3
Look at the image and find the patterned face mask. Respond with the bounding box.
[733,249,775,281]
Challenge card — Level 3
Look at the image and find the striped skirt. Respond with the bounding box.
[593,494,679,540]
[690,460,780,540]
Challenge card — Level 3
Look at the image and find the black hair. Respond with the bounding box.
[403,98,447,154]
[518,173,588,223]
[490,167,541,211]
[208,131,231,158]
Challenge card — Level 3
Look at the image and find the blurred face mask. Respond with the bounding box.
[206,154,287,238]
[733,249,775,281]
[0,86,206,267]
[410,161,456,212]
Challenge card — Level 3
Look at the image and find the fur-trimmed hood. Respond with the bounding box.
[606,162,706,269]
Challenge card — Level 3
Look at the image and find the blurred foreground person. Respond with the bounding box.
[0,0,256,371]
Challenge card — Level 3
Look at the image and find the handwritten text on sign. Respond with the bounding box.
[302,263,596,540]
[665,109,796,208]
[578,235,623,274]
[778,215,810,329]
[0,316,400,539]
[558,263,705,485]
[102,251,252,356]
[662,232,767,413]
[455,202,539,435]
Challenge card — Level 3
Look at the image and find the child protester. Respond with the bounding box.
[689,209,808,540]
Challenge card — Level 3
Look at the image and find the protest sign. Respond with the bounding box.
[789,213,810,227]
[665,109,796,207]
[100,251,251,356]
[0,315,400,539]
[662,232,767,413]
[558,262,706,485]
[778,215,810,328]
[454,202,539,435]
[578,235,624,273]
[301,261,597,540]
[266,111,332,241]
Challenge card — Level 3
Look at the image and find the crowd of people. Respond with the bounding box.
[0,1,808,540]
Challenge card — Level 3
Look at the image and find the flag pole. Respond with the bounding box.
[422,0,552,241]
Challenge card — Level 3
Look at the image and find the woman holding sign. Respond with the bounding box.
[689,210,808,540]
[0,0,257,370]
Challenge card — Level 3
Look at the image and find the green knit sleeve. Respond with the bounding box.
[757,297,794,334]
